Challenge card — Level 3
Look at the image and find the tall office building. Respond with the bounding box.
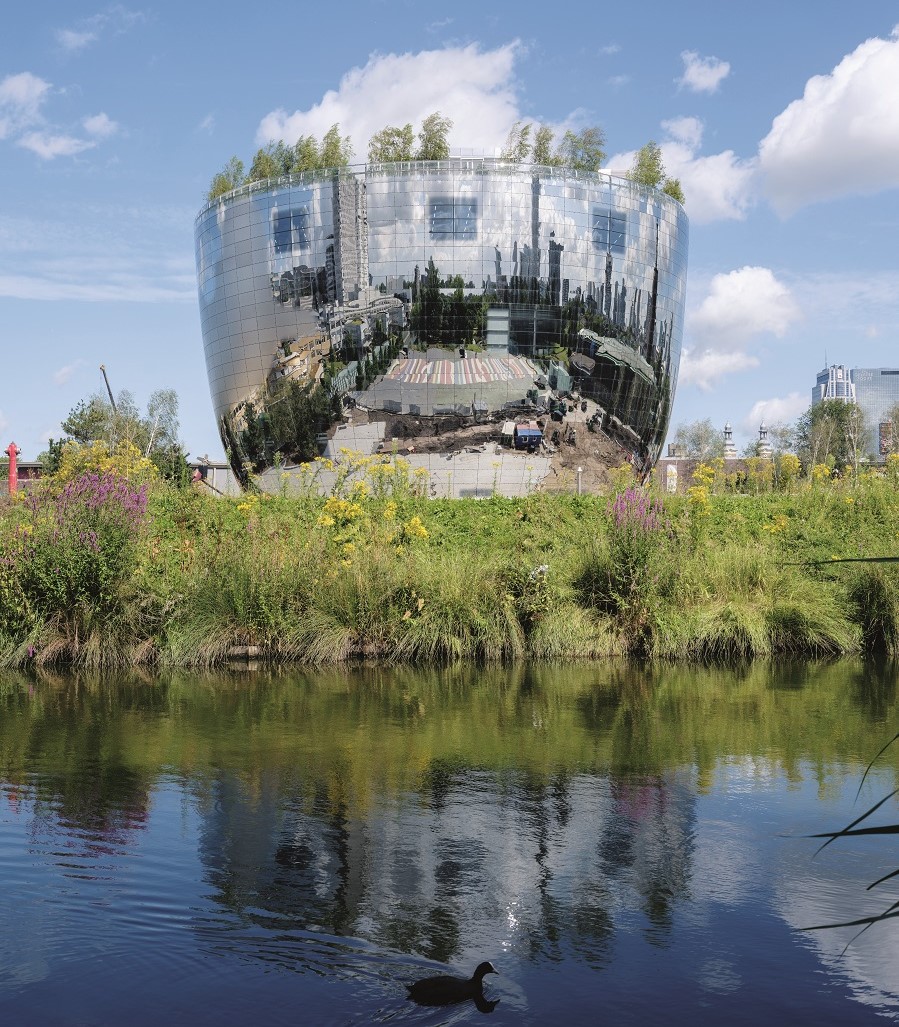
[812,364,899,456]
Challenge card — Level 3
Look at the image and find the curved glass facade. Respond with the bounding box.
[194,159,688,483]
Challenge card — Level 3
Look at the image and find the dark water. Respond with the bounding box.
[1,660,898,1025]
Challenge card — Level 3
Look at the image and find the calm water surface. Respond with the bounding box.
[1,660,898,1025]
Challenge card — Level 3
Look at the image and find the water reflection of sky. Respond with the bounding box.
[1,666,898,1024]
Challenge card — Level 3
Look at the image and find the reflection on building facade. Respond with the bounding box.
[194,159,688,481]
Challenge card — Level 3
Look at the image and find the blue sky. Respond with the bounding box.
[3,1,899,460]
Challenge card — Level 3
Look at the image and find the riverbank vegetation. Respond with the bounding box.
[3,446,899,669]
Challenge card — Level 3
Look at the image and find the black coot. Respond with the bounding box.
[406,961,498,1008]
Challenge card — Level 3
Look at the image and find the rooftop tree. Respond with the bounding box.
[628,141,685,204]
[368,123,415,163]
[416,112,452,160]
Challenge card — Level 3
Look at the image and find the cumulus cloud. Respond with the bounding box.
[17,132,95,159]
[609,118,756,224]
[0,72,51,139]
[742,393,808,433]
[83,112,118,138]
[678,50,731,94]
[759,26,899,214]
[679,267,801,389]
[0,73,118,159]
[691,266,801,348]
[256,43,525,156]
[678,350,759,390]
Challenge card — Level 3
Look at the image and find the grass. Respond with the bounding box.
[4,458,899,668]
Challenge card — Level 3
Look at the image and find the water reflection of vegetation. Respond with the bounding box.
[2,662,898,794]
[2,662,897,966]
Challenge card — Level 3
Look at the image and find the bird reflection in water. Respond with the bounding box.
[406,960,499,1013]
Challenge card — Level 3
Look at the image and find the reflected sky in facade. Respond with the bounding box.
[195,160,688,477]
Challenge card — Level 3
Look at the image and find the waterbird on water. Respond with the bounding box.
[406,961,499,1009]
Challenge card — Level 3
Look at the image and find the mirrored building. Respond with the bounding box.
[194,159,689,484]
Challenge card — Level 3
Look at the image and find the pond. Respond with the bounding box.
[1,660,898,1025]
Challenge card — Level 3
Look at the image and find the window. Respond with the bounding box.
[592,207,626,255]
[272,207,310,254]
[429,197,478,240]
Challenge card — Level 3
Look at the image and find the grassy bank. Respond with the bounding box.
[3,449,899,668]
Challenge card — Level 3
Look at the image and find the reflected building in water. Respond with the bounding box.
[195,765,696,966]
[194,159,689,482]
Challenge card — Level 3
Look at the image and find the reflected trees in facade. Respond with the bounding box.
[194,159,688,483]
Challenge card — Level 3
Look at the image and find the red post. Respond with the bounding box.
[6,442,20,496]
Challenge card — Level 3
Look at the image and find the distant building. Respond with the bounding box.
[812,364,855,404]
[812,364,899,457]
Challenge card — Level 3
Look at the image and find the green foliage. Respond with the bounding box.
[500,121,533,162]
[368,123,415,163]
[415,112,452,160]
[629,141,685,203]
[795,400,868,472]
[554,127,606,172]
[57,388,188,484]
[320,124,353,167]
[206,156,245,200]
[672,418,725,460]
[5,464,899,668]
[532,126,555,165]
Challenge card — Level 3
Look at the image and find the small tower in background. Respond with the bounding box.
[723,422,737,459]
[758,423,772,458]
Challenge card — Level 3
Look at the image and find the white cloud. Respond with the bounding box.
[197,113,215,135]
[742,393,808,433]
[599,43,621,56]
[56,28,98,52]
[679,267,801,390]
[53,360,85,386]
[55,7,147,54]
[662,116,703,150]
[607,75,630,89]
[17,132,95,159]
[678,349,759,390]
[691,266,802,349]
[0,72,51,139]
[256,43,526,157]
[759,27,899,214]
[678,50,731,94]
[83,112,118,138]
[609,119,756,224]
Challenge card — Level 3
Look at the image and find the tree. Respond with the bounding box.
[554,127,606,172]
[368,124,415,163]
[629,141,685,203]
[58,389,189,482]
[207,156,245,200]
[673,418,724,460]
[532,126,556,165]
[246,141,294,182]
[662,178,685,204]
[501,121,532,162]
[320,125,353,168]
[247,143,280,182]
[291,135,320,173]
[417,112,452,160]
[629,141,665,188]
[794,400,868,472]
